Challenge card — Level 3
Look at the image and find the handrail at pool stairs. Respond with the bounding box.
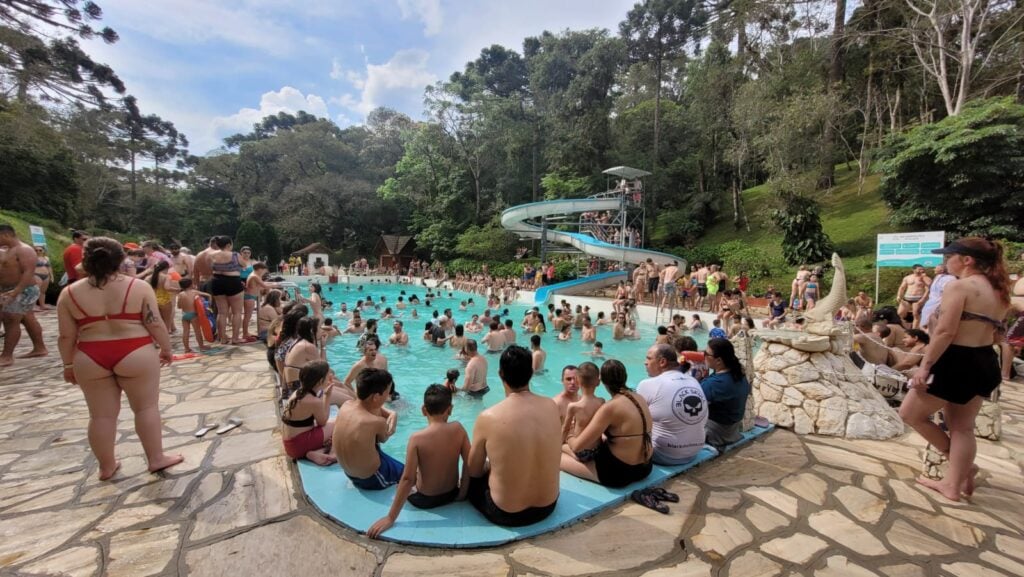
[501,197,684,304]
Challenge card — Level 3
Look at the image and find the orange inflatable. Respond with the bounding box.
[195,296,215,343]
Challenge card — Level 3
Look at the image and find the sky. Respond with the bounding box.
[82,0,637,155]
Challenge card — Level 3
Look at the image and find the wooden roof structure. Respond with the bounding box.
[374,235,416,268]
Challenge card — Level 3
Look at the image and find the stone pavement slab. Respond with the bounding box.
[0,310,1022,577]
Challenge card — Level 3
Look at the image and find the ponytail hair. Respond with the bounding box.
[707,338,744,380]
[149,260,170,290]
[286,360,330,415]
[957,237,1011,306]
[599,359,630,396]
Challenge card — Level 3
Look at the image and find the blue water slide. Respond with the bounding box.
[501,198,685,303]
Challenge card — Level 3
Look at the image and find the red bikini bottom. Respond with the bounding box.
[78,337,154,371]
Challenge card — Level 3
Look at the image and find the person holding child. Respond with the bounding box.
[281,361,336,466]
[560,360,653,488]
[367,385,471,538]
[333,368,402,490]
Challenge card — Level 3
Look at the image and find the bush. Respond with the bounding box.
[717,240,786,279]
[879,97,1024,240]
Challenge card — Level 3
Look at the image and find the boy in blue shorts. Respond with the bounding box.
[333,368,403,490]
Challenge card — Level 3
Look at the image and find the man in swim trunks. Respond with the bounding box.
[463,339,489,396]
[333,368,402,490]
[644,258,660,305]
[692,263,710,311]
[467,346,561,526]
[897,264,932,328]
[659,261,681,313]
[192,238,217,294]
[0,224,48,366]
[552,364,579,422]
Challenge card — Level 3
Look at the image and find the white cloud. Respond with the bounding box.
[212,86,330,137]
[397,0,443,36]
[336,49,437,117]
[98,0,297,56]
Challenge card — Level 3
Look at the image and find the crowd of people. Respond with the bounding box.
[2,220,1021,524]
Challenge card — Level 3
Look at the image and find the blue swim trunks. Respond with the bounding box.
[347,446,404,490]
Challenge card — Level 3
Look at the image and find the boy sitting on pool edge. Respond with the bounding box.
[368,385,471,539]
[332,368,402,490]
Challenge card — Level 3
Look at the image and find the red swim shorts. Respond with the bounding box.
[282,426,325,460]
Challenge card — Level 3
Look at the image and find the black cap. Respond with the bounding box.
[931,241,993,262]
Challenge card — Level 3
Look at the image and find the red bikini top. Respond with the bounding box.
[68,278,144,326]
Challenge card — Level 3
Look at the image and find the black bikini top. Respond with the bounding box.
[282,413,315,427]
[605,391,653,457]
[960,310,1007,333]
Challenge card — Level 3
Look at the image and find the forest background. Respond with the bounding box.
[2,0,1024,298]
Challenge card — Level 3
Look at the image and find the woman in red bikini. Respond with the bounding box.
[56,238,182,481]
[901,238,1011,502]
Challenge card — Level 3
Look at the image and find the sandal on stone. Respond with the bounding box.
[647,487,679,503]
[631,490,669,514]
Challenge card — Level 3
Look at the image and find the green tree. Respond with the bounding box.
[771,179,835,265]
[455,218,515,260]
[263,223,282,267]
[235,220,265,258]
[0,100,79,221]
[879,96,1024,239]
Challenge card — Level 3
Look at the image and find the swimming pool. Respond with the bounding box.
[309,281,709,457]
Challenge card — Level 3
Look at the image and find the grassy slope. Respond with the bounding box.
[0,209,72,280]
[697,164,911,300]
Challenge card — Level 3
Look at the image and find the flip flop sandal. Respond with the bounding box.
[647,487,680,503]
[194,424,218,438]
[631,489,669,514]
[216,418,243,435]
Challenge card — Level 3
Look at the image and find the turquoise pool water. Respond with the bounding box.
[310,281,708,457]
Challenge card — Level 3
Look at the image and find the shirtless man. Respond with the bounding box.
[332,368,402,490]
[692,263,710,311]
[169,243,193,279]
[552,365,579,423]
[644,258,660,305]
[890,328,929,371]
[342,340,389,392]
[632,265,648,303]
[658,260,681,315]
[896,264,932,328]
[0,224,48,366]
[463,339,489,397]
[467,346,560,526]
[482,321,505,353]
[530,334,546,373]
[389,320,409,345]
[192,238,217,293]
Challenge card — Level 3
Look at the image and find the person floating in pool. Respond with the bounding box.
[467,346,561,526]
[332,368,402,490]
[367,384,471,539]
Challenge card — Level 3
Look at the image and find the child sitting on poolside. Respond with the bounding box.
[367,384,470,539]
[332,368,402,490]
[560,363,605,458]
[176,279,211,354]
[443,369,459,394]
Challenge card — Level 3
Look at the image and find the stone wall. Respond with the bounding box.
[751,335,904,440]
[731,333,756,432]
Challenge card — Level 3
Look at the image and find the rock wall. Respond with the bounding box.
[731,333,756,432]
[751,338,904,440]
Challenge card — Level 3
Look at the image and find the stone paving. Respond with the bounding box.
[1,312,1022,576]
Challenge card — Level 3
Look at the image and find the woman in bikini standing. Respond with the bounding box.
[901,238,1011,502]
[561,359,653,488]
[243,262,282,341]
[33,246,53,310]
[209,236,246,345]
[57,238,182,480]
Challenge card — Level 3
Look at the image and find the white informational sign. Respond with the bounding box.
[29,225,46,247]
[876,232,945,268]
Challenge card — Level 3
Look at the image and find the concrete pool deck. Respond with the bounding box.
[1,311,1022,576]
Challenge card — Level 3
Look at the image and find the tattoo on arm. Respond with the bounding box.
[143,302,158,325]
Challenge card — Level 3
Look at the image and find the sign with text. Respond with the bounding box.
[29,225,46,247]
[876,231,944,268]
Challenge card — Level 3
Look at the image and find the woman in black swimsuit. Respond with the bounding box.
[900,237,1011,502]
[561,359,653,488]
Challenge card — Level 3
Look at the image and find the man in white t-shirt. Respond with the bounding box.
[636,344,708,465]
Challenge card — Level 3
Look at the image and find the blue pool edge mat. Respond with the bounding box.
[297,424,775,548]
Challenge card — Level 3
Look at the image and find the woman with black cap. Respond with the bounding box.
[900,237,1011,502]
